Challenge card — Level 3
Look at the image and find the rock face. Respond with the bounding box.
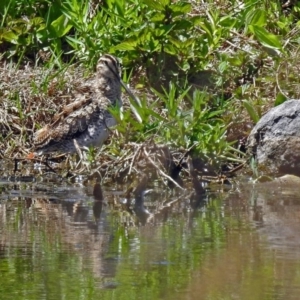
[247,99,300,175]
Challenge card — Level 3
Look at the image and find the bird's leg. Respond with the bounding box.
[43,154,57,173]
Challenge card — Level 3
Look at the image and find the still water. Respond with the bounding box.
[1,174,300,300]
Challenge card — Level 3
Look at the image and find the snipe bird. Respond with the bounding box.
[33,54,128,155]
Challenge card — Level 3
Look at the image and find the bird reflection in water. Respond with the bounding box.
[93,181,103,223]
[188,157,208,210]
[133,175,153,225]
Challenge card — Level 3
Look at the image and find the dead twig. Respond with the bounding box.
[143,148,184,190]
[128,144,142,175]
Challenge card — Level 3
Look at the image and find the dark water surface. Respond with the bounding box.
[1,172,300,300]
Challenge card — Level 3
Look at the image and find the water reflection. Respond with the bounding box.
[181,185,300,300]
[1,176,300,299]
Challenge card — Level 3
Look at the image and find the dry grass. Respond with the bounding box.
[0,60,85,157]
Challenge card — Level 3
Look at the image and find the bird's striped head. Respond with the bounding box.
[96,54,121,81]
[96,54,142,119]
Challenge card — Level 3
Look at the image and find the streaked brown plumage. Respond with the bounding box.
[33,54,122,155]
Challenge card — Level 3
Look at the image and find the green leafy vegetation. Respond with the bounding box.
[1,0,300,171]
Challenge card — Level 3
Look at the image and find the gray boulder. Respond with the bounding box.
[247,99,300,175]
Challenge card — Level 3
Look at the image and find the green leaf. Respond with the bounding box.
[164,43,176,54]
[190,16,202,26]
[66,36,84,46]
[50,15,72,37]
[30,17,45,27]
[248,9,266,26]
[0,30,19,44]
[242,100,260,124]
[218,61,228,73]
[168,36,182,48]
[160,0,171,6]
[115,0,125,17]
[207,110,224,118]
[142,0,165,11]
[151,13,165,22]
[145,108,168,122]
[111,40,137,51]
[219,16,236,28]
[199,19,213,40]
[249,25,282,50]
[274,92,287,106]
[170,2,191,13]
[173,19,193,30]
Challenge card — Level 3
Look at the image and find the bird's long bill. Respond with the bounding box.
[120,80,143,124]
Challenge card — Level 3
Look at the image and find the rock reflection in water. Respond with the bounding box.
[181,184,300,300]
[250,185,300,259]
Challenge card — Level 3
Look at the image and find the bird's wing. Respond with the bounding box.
[33,97,102,149]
